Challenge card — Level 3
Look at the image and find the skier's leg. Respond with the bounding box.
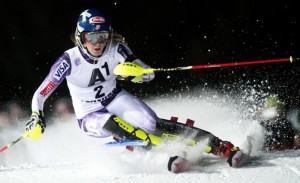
[157,119,244,169]
[78,108,239,159]
[78,110,163,146]
[79,111,242,167]
[104,89,231,154]
[77,111,112,138]
[106,89,158,134]
[155,118,238,158]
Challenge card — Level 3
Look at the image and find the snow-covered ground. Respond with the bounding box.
[1,89,300,183]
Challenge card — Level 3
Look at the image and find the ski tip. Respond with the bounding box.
[227,150,246,168]
[168,156,183,173]
[167,156,191,173]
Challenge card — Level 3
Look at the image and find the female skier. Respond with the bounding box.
[25,9,243,173]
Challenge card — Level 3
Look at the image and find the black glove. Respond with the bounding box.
[115,61,144,83]
[25,110,46,140]
[116,75,136,81]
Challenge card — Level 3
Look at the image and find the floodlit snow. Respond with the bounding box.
[1,89,300,183]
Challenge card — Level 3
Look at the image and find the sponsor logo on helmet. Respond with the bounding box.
[95,25,101,30]
[54,60,70,80]
[81,10,92,22]
[90,16,105,24]
[76,23,84,33]
[40,81,55,96]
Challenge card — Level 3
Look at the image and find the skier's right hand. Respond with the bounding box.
[25,110,46,140]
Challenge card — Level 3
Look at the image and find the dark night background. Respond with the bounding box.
[0,0,299,113]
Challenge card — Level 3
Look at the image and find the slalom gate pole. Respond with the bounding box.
[0,133,27,154]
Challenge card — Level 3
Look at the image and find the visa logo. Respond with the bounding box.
[54,60,70,80]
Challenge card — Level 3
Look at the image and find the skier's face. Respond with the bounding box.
[84,32,109,57]
[85,40,107,57]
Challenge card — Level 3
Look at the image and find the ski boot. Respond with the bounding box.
[207,139,244,167]
[226,146,244,167]
[167,142,244,173]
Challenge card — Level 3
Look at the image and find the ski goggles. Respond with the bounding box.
[84,31,110,44]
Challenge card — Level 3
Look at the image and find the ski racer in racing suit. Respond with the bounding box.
[24,9,243,172]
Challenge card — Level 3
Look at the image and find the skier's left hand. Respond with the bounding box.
[25,110,46,140]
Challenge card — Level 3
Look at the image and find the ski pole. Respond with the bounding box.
[114,56,298,76]
[0,133,28,154]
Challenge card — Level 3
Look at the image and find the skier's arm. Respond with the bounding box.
[115,42,155,83]
[25,53,72,140]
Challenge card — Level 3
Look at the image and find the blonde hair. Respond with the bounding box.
[70,31,80,46]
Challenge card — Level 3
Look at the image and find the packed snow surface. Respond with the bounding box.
[1,90,300,183]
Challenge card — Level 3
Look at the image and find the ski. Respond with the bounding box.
[105,139,148,147]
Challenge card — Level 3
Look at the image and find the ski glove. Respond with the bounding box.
[130,61,144,83]
[116,75,143,83]
[130,75,143,83]
[114,61,154,83]
[25,110,46,140]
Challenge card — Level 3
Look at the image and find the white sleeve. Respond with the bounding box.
[31,53,71,112]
